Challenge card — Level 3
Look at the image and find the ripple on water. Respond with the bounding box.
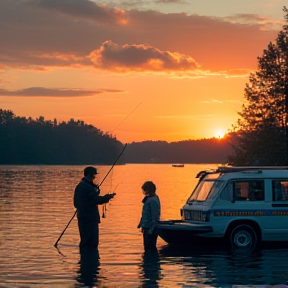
[0,165,288,287]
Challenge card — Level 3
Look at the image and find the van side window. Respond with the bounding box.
[234,180,265,201]
[272,180,288,201]
[219,185,233,201]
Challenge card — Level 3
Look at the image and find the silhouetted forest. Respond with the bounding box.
[0,108,232,165]
[0,109,124,165]
[124,139,231,164]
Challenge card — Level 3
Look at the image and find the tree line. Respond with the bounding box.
[0,109,124,165]
[0,108,232,165]
[124,139,231,164]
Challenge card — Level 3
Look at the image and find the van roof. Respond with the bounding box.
[217,166,288,173]
[196,166,288,180]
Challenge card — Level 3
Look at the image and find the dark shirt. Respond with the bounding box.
[74,177,110,223]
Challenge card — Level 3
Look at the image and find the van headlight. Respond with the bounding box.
[199,211,210,222]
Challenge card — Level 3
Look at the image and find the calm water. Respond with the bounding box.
[0,164,287,288]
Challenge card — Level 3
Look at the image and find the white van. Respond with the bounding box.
[157,166,288,250]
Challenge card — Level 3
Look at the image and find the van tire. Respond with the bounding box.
[230,224,257,250]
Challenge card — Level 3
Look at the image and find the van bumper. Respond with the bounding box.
[157,220,213,245]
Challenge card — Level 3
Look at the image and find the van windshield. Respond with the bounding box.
[188,180,224,202]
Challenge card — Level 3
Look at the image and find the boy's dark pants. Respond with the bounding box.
[143,229,158,251]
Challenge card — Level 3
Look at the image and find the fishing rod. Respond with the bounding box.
[54,143,127,248]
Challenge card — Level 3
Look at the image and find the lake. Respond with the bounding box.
[0,164,287,287]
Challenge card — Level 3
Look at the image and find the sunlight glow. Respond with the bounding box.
[214,129,226,139]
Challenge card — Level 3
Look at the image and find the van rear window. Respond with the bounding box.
[273,180,288,201]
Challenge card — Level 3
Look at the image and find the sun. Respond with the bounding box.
[214,129,226,139]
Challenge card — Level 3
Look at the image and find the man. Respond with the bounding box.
[74,166,115,252]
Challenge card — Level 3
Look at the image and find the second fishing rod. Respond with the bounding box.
[54,143,127,248]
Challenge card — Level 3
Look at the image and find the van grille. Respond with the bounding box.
[184,210,209,222]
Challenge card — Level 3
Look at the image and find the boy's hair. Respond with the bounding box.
[142,181,156,196]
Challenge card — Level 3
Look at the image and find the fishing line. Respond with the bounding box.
[102,184,119,218]
[102,102,142,219]
[109,102,142,133]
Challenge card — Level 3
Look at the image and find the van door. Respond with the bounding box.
[217,179,267,233]
[265,179,288,241]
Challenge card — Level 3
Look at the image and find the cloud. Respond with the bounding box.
[224,14,284,30]
[29,0,128,25]
[0,0,281,74]
[156,114,201,119]
[88,40,200,72]
[199,99,223,104]
[155,0,189,3]
[223,69,252,77]
[106,0,190,10]
[0,87,124,97]
[156,114,216,121]
[199,99,242,104]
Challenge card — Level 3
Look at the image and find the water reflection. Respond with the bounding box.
[75,247,100,288]
[1,164,287,287]
[159,245,288,286]
[140,250,162,287]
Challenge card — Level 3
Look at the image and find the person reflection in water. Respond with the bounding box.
[74,166,115,256]
[137,181,161,252]
[76,247,100,287]
[140,250,161,287]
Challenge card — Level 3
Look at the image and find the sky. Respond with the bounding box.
[0,0,287,144]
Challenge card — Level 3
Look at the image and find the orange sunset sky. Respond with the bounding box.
[0,0,286,143]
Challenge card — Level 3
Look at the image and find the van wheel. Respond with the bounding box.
[230,224,257,250]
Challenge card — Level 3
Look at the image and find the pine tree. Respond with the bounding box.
[228,7,288,166]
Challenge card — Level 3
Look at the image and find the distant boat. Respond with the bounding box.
[172,164,184,167]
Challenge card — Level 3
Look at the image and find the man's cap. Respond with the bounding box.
[84,166,98,176]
